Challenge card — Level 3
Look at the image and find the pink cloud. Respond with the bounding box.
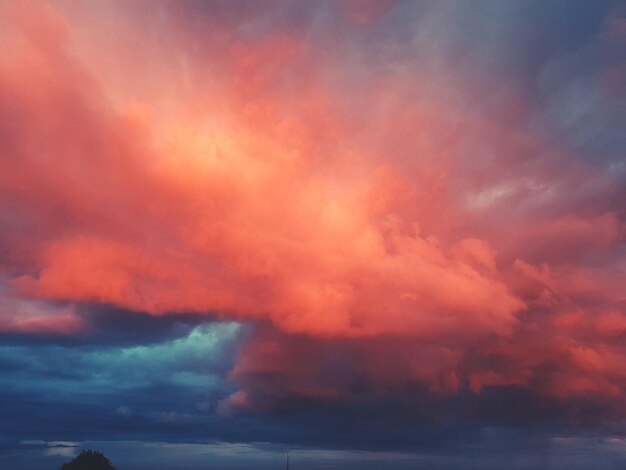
[0,0,624,418]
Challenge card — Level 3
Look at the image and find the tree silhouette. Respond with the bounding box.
[60,450,117,470]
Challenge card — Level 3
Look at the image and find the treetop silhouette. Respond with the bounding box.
[60,450,117,470]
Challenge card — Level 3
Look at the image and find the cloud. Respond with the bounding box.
[0,0,624,448]
[0,322,239,402]
[43,446,77,458]
[19,440,47,446]
[115,405,132,417]
[17,440,79,459]
[0,284,83,335]
[42,441,79,458]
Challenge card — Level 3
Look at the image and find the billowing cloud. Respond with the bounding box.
[0,0,625,445]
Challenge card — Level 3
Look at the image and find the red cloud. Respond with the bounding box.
[1,0,624,417]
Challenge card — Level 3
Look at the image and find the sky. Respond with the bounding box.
[0,0,625,469]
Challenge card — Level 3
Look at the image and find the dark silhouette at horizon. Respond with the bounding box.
[60,450,117,470]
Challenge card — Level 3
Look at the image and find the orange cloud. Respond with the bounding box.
[1,0,625,417]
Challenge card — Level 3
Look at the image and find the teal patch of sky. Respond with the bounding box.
[0,322,240,406]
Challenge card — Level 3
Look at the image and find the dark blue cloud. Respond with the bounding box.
[0,323,240,443]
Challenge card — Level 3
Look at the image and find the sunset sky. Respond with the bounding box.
[0,1,625,469]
